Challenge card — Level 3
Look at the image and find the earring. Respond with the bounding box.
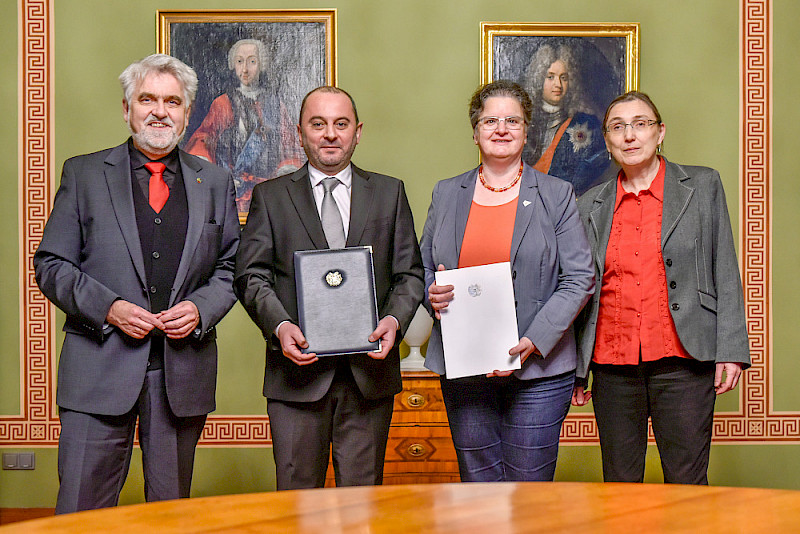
[657,144,662,154]
[607,151,612,161]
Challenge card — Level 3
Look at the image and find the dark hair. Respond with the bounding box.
[602,91,662,130]
[299,86,359,124]
[468,80,533,129]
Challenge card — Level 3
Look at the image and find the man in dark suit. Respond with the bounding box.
[34,54,240,513]
[234,86,424,490]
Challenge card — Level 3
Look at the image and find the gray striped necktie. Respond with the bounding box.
[321,177,346,249]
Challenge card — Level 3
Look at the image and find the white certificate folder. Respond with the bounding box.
[435,262,520,379]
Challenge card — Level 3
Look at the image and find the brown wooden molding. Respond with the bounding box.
[0,508,55,525]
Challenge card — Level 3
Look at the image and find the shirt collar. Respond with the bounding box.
[614,156,666,211]
[308,163,353,190]
[128,138,180,174]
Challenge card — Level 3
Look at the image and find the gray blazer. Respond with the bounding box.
[234,163,425,402]
[34,142,240,417]
[575,158,751,380]
[420,163,595,380]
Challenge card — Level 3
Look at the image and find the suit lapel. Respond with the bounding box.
[509,166,538,265]
[288,165,329,249]
[346,165,375,246]
[587,179,617,274]
[104,143,147,288]
[661,158,693,247]
[454,169,477,261]
[171,150,207,304]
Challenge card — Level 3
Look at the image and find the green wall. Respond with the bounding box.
[3,0,800,508]
[0,0,20,418]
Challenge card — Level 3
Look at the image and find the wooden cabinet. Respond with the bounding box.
[383,370,460,484]
[325,370,460,486]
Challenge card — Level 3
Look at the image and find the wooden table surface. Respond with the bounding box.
[3,482,799,533]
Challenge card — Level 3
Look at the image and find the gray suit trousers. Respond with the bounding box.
[55,369,206,514]
[267,363,394,490]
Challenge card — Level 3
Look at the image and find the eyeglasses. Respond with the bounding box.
[604,119,659,135]
[476,116,526,131]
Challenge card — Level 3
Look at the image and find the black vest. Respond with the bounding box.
[132,164,189,369]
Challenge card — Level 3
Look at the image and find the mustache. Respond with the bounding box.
[145,114,175,127]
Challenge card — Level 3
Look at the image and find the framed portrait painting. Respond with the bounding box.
[481,22,639,195]
[158,10,337,221]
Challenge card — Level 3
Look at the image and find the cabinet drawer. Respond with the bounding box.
[393,378,448,424]
[385,426,458,463]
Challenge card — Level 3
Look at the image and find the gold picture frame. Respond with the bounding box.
[480,22,639,195]
[157,10,337,222]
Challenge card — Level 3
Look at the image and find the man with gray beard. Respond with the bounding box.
[34,54,240,513]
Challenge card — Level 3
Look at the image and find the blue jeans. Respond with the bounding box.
[440,371,574,482]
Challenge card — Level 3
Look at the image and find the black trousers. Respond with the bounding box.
[267,363,394,490]
[591,357,716,484]
[55,369,207,514]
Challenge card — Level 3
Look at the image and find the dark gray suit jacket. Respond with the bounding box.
[34,141,240,417]
[234,163,424,402]
[420,163,595,380]
[575,158,751,380]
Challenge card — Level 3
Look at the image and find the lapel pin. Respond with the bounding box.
[523,200,531,207]
[196,178,202,184]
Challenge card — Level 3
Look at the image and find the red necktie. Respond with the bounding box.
[144,162,169,213]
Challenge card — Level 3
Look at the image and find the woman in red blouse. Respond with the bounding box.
[574,91,751,484]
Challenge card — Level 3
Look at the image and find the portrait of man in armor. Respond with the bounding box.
[163,13,334,218]
[490,31,634,195]
[185,39,304,213]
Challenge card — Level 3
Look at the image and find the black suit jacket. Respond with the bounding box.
[34,141,240,417]
[234,163,424,402]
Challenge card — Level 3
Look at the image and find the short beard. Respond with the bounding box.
[128,115,185,158]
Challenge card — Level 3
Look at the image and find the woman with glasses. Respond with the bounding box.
[573,91,751,484]
[420,80,594,482]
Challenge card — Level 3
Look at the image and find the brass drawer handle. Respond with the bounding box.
[407,443,426,457]
[407,393,426,408]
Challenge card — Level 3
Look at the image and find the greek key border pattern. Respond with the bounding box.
[739,0,771,425]
[1,0,788,447]
[0,0,60,447]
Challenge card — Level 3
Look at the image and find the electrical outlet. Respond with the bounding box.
[18,452,35,469]
[2,452,35,470]
[2,453,16,469]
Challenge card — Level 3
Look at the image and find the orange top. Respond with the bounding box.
[458,198,519,268]
[593,157,692,365]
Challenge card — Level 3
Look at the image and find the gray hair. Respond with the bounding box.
[119,54,198,107]
[228,39,269,71]
[524,43,588,116]
[468,80,533,129]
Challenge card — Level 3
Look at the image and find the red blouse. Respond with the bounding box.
[593,157,692,365]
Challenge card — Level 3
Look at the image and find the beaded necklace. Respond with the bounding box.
[478,162,523,192]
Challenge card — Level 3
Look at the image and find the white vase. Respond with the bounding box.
[401,304,434,371]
